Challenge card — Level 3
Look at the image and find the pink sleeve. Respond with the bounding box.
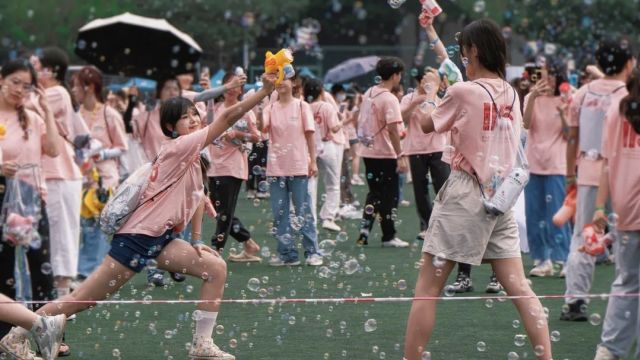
[431,86,460,133]
[400,94,412,112]
[381,94,402,125]
[302,102,315,133]
[106,108,129,151]
[569,88,586,127]
[262,104,271,133]
[247,111,259,136]
[325,105,339,130]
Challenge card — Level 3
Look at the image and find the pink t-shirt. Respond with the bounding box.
[357,86,403,159]
[602,88,640,231]
[524,94,567,175]
[35,86,85,181]
[569,79,627,186]
[207,102,257,180]
[133,106,167,161]
[311,101,342,144]
[431,79,522,185]
[0,108,48,196]
[263,99,314,177]
[82,105,127,188]
[401,93,446,155]
[118,127,208,237]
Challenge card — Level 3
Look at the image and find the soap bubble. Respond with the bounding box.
[247,278,260,292]
[318,240,337,256]
[397,279,407,291]
[387,0,406,9]
[514,334,526,347]
[473,0,486,13]
[476,341,487,352]
[258,181,269,192]
[40,262,52,275]
[507,352,519,360]
[364,204,375,215]
[215,325,224,335]
[589,313,602,326]
[374,76,382,84]
[344,259,359,275]
[364,318,377,332]
[550,330,560,342]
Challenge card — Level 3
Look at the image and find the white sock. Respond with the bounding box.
[193,310,217,341]
[57,287,70,298]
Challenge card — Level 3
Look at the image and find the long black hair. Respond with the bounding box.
[1,59,37,140]
[458,19,507,79]
[620,69,640,135]
[38,46,78,111]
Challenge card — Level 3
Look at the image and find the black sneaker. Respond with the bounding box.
[559,300,588,321]
[449,273,474,293]
[148,272,166,287]
[170,272,186,282]
[485,275,503,293]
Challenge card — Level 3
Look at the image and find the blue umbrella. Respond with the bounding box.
[323,56,380,84]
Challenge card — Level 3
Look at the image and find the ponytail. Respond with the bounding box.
[619,70,640,135]
[17,105,30,140]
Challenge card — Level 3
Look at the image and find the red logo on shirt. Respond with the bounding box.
[483,103,514,131]
[622,121,639,148]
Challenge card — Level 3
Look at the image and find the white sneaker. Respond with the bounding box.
[399,200,411,207]
[256,192,270,199]
[246,190,256,199]
[351,175,365,186]
[305,254,323,266]
[594,346,620,360]
[382,238,409,248]
[338,205,361,220]
[189,337,235,360]
[268,257,301,267]
[529,260,555,277]
[31,315,66,360]
[322,219,341,232]
[0,330,41,360]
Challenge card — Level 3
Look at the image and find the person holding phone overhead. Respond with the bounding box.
[522,63,572,278]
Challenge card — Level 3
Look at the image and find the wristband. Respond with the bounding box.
[595,205,606,213]
[191,240,204,246]
[429,37,440,47]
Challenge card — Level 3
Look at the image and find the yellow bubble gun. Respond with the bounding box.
[264,49,294,85]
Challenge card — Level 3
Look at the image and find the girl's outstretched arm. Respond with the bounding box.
[203,74,276,148]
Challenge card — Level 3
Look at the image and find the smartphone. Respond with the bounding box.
[201,66,210,79]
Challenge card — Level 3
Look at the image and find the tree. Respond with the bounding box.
[503,0,640,67]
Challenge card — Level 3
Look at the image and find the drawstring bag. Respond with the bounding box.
[473,82,530,216]
[0,165,42,247]
[357,88,389,148]
[100,162,152,235]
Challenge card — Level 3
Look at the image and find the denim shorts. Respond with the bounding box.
[109,231,175,272]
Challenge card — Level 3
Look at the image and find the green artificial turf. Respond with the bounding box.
[63,181,618,359]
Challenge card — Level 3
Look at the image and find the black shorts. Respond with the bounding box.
[109,231,174,272]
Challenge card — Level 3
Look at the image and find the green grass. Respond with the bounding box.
[63,181,618,359]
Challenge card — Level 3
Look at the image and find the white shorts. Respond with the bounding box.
[46,179,82,278]
[422,171,521,266]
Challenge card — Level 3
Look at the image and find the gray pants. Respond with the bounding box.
[564,185,599,304]
[599,230,640,358]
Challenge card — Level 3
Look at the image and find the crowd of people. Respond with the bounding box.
[0,11,638,360]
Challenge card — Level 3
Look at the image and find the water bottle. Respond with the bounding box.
[421,0,443,17]
[483,167,530,216]
[234,66,245,76]
[283,64,296,80]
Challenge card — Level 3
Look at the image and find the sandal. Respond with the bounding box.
[228,251,262,263]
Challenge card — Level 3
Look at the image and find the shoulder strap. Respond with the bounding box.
[103,105,114,146]
[474,81,517,113]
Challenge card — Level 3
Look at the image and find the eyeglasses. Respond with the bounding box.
[7,77,34,93]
